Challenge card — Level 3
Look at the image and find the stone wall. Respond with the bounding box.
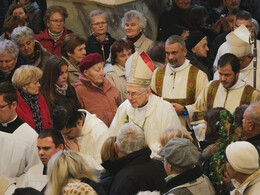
[47,0,167,40]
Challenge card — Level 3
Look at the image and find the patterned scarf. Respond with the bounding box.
[55,83,68,96]
[48,29,63,42]
[20,91,42,133]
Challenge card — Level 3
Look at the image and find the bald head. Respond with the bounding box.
[242,102,260,138]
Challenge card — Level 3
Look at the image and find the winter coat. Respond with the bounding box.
[75,75,120,127]
[21,41,52,71]
[86,32,115,62]
[100,147,167,195]
[35,27,71,56]
[16,91,52,131]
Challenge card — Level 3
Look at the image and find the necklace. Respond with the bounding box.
[124,114,147,131]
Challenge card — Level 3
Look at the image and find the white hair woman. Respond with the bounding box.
[11,26,52,70]
[46,150,98,195]
[121,10,153,53]
[12,65,52,133]
[86,10,115,62]
[0,39,20,83]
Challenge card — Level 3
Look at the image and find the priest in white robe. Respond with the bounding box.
[213,25,260,90]
[52,103,109,170]
[109,51,181,156]
[0,82,40,182]
[151,35,208,126]
[192,53,260,118]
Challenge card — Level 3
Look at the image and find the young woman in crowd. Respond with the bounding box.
[12,65,52,133]
[41,55,80,115]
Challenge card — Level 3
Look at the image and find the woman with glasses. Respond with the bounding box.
[12,65,52,133]
[35,5,71,56]
[86,10,115,62]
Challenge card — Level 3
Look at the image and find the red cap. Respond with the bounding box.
[79,53,103,73]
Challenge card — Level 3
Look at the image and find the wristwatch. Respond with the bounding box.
[183,106,188,116]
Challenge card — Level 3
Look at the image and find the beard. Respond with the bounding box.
[169,59,179,68]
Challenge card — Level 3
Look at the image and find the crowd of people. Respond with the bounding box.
[1,0,260,194]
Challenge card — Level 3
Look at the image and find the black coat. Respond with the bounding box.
[157,3,192,41]
[100,147,167,195]
[186,51,213,80]
[86,32,115,62]
[50,85,80,116]
[247,134,260,155]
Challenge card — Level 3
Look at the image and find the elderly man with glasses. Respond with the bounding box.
[109,51,181,157]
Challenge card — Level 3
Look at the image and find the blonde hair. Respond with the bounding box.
[12,65,42,90]
[47,150,98,195]
[160,126,194,147]
[101,136,118,162]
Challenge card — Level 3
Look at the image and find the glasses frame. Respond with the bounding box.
[0,103,11,109]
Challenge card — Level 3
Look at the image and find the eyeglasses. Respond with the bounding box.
[91,22,107,26]
[49,20,64,24]
[127,90,147,98]
[0,103,11,109]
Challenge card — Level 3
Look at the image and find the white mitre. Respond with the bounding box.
[226,24,252,57]
[125,51,154,87]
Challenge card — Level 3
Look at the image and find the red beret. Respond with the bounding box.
[79,53,103,73]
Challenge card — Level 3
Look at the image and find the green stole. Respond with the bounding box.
[155,65,199,106]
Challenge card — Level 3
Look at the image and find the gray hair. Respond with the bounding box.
[246,102,260,126]
[116,123,145,155]
[165,35,186,51]
[11,26,34,45]
[121,10,147,32]
[0,40,19,58]
[88,10,108,27]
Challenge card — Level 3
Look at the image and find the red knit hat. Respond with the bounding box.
[79,53,103,73]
